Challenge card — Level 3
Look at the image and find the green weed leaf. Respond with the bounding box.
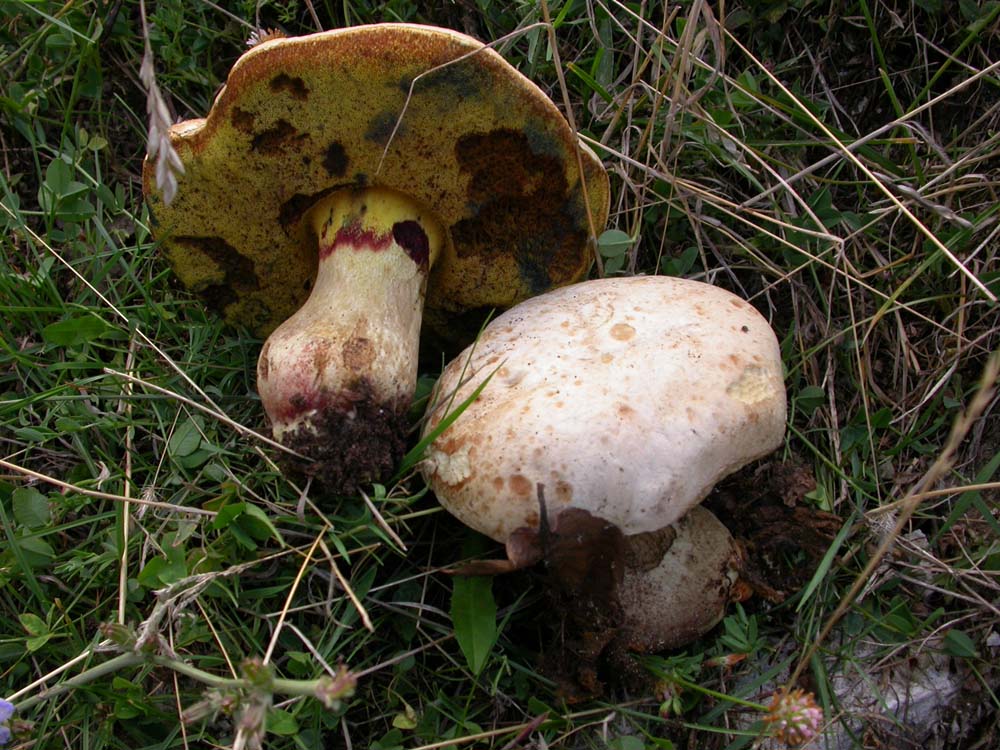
[943,629,978,658]
[26,634,53,652]
[239,503,285,546]
[19,612,48,636]
[42,315,112,346]
[17,536,55,565]
[211,501,245,531]
[12,487,51,528]
[168,417,204,458]
[267,708,299,735]
[451,574,497,675]
[598,229,633,258]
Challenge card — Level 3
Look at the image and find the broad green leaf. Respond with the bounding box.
[19,612,48,636]
[168,417,204,458]
[13,427,50,442]
[943,629,978,658]
[137,553,187,587]
[660,246,699,277]
[17,536,55,565]
[266,708,299,735]
[451,574,497,675]
[795,385,826,416]
[211,502,246,531]
[608,737,646,750]
[598,228,633,258]
[12,487,51,528]
[391,702,418,730]
[177,447,213,469]
[240,503,285,546]
[26,633,53,652]
[42,315,113,346]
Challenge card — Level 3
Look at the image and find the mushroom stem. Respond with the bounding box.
[257,187,444,492]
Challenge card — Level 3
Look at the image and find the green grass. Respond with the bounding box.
[2,1,999,748]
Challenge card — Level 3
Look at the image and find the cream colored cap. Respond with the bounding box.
[421,275,787,542]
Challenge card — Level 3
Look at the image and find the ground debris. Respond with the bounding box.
[709,459,842,602]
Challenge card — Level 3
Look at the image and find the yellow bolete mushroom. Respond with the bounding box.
[143,24,609,492]
[422,276,786,653]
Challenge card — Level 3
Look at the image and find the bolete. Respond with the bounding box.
[421,275,786,651]
[142,24,609,492]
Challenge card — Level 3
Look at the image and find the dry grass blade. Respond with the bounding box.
[0,457,216,516]
[786,347,1000,689]
[723,28,997,303]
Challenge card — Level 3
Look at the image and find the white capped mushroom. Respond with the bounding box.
[423,275,786,540]
[421,275,786,650]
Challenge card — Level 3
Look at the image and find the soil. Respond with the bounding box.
[277,380,408,499]
[707,458,841,602]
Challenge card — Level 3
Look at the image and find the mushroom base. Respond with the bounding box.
[276,378,408,497]
[462,504,741,700]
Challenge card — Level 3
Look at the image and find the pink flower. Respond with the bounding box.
[763,688,823,746]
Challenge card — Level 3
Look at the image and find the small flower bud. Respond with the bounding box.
[763,688,823,746]
[240,657,273,689]
[314,667,357,710]
[99,622,137,649]
[181,689,236,725]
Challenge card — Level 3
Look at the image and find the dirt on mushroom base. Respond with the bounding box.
[523,460,839,702]
[275,378,408,495]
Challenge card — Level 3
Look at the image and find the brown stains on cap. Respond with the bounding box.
[144,26,608,338]
[322,141,348,177]
[509,473,533,497]
[269,73,309,100]
[231,107,256,133]
[450,129,589,294]
[251,119,307,154]
[172,235,260,313]
[554,479,574,505]
[610,323,635,341]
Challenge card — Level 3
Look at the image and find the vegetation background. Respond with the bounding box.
[1,0,998,748]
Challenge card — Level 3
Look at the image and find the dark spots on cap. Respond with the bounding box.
[231,107,256,133]
[449,129,587,293]
[322,142,348,177]
[392,220,430,268]
[509,474,533,497]
[269,73,309,100]
[523,122,564,159]
[251,119,306,154]
[610,323,636,341]
[278,186,340,228]
[741,325,750,333]
[365,111,402,147]
[174,235,260,312]
[402,59,490,101]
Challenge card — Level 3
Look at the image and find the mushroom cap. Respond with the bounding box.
[619,506,740,652]
[142,24,609,339]
[421,275,787,541]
